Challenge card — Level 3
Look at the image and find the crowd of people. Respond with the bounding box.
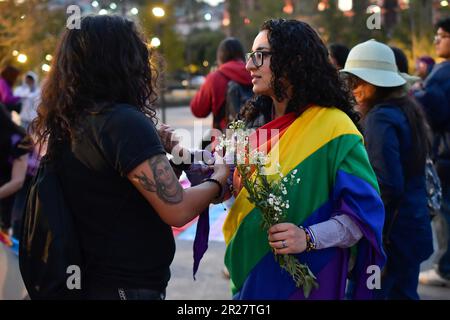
[0,13,449,300]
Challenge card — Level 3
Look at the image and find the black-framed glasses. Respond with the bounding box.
[245,50,273,68]
[434,34,450,42]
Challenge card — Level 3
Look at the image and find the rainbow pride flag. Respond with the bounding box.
[223,106,386,300]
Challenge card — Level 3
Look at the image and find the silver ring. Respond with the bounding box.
[281,240,287,248]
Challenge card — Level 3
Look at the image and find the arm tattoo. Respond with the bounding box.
[134,172,157,192]
[134,154,183,204]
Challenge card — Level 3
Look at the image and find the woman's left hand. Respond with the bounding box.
[158,124,179,153]
[268,223,307,255]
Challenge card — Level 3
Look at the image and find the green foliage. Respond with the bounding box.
[310,0,448,72]
[138,1,185,74]
[0,0,65,76]
[185,28,226,74]
[229,0,289,50]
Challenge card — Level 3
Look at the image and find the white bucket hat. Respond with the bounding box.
[341,39,406,87]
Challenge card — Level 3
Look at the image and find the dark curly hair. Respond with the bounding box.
[240,19,359,127]
[437,16,450,33]
[32,15,158,160]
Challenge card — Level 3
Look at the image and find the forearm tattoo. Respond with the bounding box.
[134,155,183,204]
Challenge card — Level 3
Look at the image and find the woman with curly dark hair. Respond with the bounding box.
[223,19,385,300]
[29,15,228,300]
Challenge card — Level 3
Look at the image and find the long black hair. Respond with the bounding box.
[32,15,158,160]
[240,19,359,126]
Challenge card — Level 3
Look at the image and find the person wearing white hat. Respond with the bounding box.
[342,39,434,300]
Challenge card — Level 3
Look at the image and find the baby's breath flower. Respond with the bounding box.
[226,122,316,297]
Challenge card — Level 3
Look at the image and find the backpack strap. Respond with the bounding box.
[212,70,229,130]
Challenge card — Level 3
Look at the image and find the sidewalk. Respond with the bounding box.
[1,231,449,300]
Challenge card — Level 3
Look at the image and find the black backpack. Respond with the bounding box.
[214,72,253,129]
[19,158,84,300]
[224,80,253,124]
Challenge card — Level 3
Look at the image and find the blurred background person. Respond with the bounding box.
[416,56,436,81]
[416,17,450,288]
[14,71,40,130]
[190,37,252,132]
[328,43,350,70]
[0,104,31,246]
[0,66,21,114]
[390,46,421,90]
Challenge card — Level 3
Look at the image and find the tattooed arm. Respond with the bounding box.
[128,154,229,227]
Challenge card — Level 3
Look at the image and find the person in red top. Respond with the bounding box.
[190,37,252,131]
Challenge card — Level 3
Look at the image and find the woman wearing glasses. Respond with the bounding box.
[222,19,386,300]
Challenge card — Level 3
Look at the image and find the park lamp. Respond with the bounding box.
[17,53,27,64]
[338,0,353,11]
[152,6,165,18]
[150,37,161,48]
[42,64,51,72]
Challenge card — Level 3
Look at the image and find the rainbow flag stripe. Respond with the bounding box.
[223,106,386,300]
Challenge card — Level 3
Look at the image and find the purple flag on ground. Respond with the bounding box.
[185,163,213,279]
[193,208,210,280]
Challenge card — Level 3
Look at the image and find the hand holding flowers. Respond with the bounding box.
[218,120,318,298]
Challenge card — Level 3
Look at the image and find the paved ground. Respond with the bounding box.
[166,239,230,300]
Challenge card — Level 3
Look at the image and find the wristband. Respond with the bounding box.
[300,226,316,252]
[203,178,223,200]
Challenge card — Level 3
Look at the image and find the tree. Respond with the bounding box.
[406,0,435,60]
[0,0,65,75]
[313,0,384,47]
[138,0,185,74]
[226,0,290,50]
[185,27,225,74]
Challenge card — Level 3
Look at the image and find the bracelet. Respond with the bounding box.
[300,226,316,252]
[203,178,223,200]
